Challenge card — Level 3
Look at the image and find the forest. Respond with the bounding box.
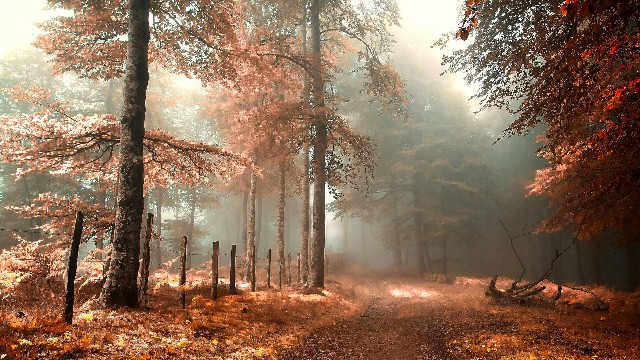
[0,0,638,359]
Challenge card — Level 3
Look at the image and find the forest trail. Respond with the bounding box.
[2,270,639,359]
[281,275,470,359]
[280,273,640,359]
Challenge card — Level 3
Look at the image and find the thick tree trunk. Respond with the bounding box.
[276,162,286,287]
[309,0,326,288]
[100,0,149,308]
[245,160,258,281]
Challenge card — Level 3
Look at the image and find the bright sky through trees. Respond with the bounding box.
[0,0,462,60]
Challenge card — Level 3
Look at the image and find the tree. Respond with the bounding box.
[1,83,246,307]
[440,0,640,240]
[26,0,254,306]
[306,0,406,288]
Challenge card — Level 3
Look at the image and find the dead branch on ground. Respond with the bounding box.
[487,216,609,311]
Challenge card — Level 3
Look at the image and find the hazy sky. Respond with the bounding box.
[0,0,462,57]
[0,0,51,57]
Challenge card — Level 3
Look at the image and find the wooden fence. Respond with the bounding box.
[63,211,345,321]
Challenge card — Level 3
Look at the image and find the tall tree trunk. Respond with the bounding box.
[300,144,311,284]
[187,188,196,269]
[309,0,326,288]
[154,187,163,271]
[100,0,150,308]
[299,0,311,285]
[245,159,258,281]
[276,162,286,287]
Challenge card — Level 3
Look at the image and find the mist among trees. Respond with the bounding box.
[0,0,638,358]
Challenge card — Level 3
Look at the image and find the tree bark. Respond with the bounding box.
[309,0,326,289]
[138,213,153,308]
[299,1,311,285]
[245,159,258,282]
[276,162,286,289]
[100,0,150,308]
[300,145,311,284]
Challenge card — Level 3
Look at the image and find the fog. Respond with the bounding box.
[0,0,638,293]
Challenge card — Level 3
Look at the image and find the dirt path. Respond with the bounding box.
[279,274,640,360]
[280,277,465,359]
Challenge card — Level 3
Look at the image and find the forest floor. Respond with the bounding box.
[1,266,640,359]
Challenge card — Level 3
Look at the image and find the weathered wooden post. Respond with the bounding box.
[287,253,292,286]
[139,213,153,308]
[230,244,236,294]
[64,211,83,324]
[251,245,256,292]
[179,236,187,309]
[211,241,219,300]
[267,249,272,288]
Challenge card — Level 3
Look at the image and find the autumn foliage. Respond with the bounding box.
[442,0,640,240]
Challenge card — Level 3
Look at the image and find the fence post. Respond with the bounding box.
[230,244,236,294]
[139,213,153,308]
[287,253,292,286]
[251,245,256,292]
[267,249,271,288]
[212,241,219,300]
[64,211,83,324]
[179,236,187,309]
